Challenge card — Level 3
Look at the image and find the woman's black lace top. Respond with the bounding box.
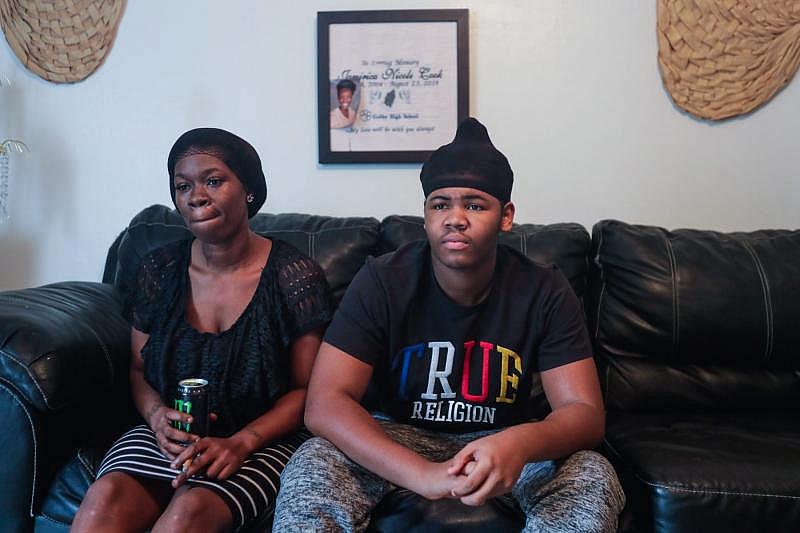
[124,238,333,437]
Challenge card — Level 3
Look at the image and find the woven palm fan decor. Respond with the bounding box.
[657,0,800,120]
[0,0,124,83]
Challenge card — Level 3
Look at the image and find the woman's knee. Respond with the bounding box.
[74,473,164,530]
[81,473,146,511]
[81,473,120,507]
[154,487,231,533]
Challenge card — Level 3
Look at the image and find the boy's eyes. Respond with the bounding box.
[429,202,485,211]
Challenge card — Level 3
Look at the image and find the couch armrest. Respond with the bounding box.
[0,282,131,412]
[0,282,134,530]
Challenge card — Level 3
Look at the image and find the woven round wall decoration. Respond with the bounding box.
[0,0,124,83]
[657,0,800,120]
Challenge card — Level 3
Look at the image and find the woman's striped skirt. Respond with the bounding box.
[97,424,309,529]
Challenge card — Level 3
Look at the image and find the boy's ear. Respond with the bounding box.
[500,201,515,232]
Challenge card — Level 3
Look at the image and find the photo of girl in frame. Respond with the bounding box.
[329,78,361,129]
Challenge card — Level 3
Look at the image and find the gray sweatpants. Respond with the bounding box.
[273,419,625,532]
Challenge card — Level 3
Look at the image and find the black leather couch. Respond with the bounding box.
[1,205,798,532]
[589,221,800,532]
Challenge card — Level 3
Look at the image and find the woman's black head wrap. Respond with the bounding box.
[167,128,267,218]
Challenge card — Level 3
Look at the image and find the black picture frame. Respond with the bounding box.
[318,9,469,164]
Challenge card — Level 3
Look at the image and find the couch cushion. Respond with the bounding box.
[368,489,524,532]
[103,205,382,306]
[604,411,800,533]
[380,215,591,299]
[35,447,101,531]
[103,205,190,301]
[589,220,800,411]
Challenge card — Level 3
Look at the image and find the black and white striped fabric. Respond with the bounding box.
[97,424,310,528]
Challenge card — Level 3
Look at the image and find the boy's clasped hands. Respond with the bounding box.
[428,431,528,505]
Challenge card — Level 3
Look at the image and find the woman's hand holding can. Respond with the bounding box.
[146,402,198,460]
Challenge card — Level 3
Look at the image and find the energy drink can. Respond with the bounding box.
[173,378,210,441]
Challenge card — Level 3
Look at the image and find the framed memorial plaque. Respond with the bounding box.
[318,9,469,163]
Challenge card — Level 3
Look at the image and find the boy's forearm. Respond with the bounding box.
[507,401,605,463]
[305,392,433,494]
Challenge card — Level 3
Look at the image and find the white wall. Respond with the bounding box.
[1,1,798,290]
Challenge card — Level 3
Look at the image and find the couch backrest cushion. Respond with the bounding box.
[589,219,800,412]
[103,205,381,306]
[380,215,591,299]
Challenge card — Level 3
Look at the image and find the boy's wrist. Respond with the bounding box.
[404,457,440,498]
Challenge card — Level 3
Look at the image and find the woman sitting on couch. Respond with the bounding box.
[72,128,332,532]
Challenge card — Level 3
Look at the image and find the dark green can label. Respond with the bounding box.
[172,378,209,439]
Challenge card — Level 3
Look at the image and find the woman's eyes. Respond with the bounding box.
[175,178,222,191]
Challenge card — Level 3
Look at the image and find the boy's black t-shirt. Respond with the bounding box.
[324,241,593,433]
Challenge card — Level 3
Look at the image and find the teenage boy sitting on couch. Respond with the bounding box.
[273,117,625,532]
